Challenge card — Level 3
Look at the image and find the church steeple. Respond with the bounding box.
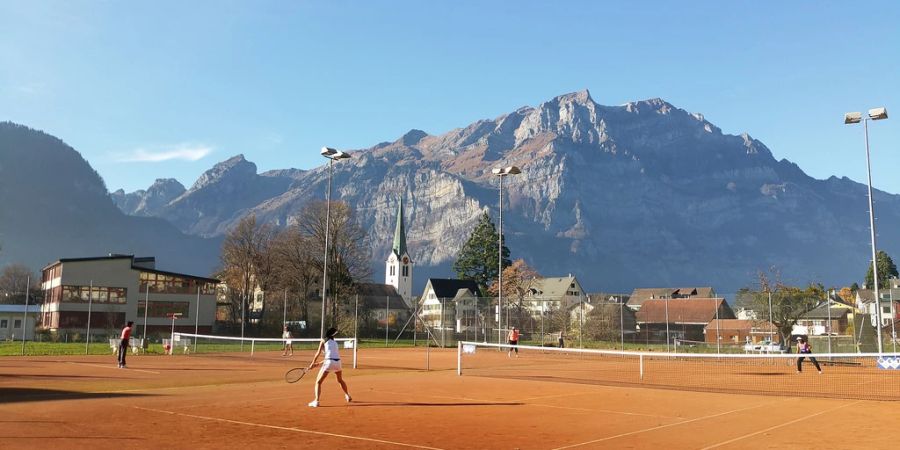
[392,197,407,257]
[386,196,412,306]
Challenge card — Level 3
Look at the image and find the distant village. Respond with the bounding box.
[3,199,899,354]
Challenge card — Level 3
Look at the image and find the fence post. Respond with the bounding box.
[639,354,644,380]
[457,341,462,376]
[385,295,389,348]
[85,280,93,355]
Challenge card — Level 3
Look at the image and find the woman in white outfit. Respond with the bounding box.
[282,325,293,357]
[307,327,351,407]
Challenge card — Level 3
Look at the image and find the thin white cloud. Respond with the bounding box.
[116,143,214,163]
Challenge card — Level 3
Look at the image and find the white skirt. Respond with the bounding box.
[321,359,343,373]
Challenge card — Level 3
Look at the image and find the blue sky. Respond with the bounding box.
[1,1,899,194]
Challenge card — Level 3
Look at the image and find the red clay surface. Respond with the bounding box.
[2,347,899,449]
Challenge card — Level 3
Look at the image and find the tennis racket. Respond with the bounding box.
[284,367,308,383]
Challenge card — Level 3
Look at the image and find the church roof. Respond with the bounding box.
[392,197,407,257]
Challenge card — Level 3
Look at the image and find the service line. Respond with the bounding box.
[551,401,776,449]
[699,400,861,449]
[65,361,160,374]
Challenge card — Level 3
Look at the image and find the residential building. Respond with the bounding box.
[635,298,735,342]
[793,304,850,336]
[419,278,482,332]
[522,275,587,316]
[626,287,716,311]
[40,255,218,337]
[0,304,40,340]
[855,280,900,328]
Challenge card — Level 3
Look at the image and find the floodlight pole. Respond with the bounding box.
[826,293,832,354]
[321,156,334,340]
[493,166,521,346]
[194,285,201,350]
[85,280,93,354]
[863,118,883,353]
[768,290,773,343]
[498,173,504,346]
[21,276,29,355]
[142,283,149,346]
[664,297,670,352]
[846,108,888,353]
[319,147,352,339]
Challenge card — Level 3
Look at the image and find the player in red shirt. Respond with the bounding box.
[118,321,134,368]
[507,327,520,358]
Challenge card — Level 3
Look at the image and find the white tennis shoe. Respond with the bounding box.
[308,400,319,408]
[345,394,352,402]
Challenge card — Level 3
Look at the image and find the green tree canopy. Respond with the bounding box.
[748,268,824,347]
[864,250,898,290]
[453,212,511,294]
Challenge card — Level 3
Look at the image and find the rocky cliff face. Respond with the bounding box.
[111,178,185,216]
[111,91,900,293]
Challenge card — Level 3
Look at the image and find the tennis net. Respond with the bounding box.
[457,341,900,401]
[172,332,357,368]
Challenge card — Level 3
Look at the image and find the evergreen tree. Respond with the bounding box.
[453,212,511,294]
[864,251,899,290]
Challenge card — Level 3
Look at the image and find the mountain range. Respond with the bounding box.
[4,90,899,294]
[0,122,220,277]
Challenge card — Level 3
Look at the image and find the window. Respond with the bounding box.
[0,319,7,328]
[61,286,127,304]
[14,319,22,329]
[140,272,215,295]
[402,265,408,277]
[390,266,395,276]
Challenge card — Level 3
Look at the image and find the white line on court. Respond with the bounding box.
[550,401,777,450]
[133,405,444,449]
[699,400,861,449]
[66,362,160,374]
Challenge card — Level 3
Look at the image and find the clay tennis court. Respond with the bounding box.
[2,347,899,449]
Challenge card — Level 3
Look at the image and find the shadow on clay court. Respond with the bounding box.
[342,401,524,408]
[0,373,124,379]
[0,388,152,405]
[138,367,256,371]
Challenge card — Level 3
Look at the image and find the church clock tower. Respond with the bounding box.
[385,197,413,306]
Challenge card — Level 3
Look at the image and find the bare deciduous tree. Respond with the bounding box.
[296,200,371,330]
[0,263,39,304]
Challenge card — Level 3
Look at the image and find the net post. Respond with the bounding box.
[457,341,462,376]
[639,354,644,380]
[353,338,358,369]
[250,339,255,356]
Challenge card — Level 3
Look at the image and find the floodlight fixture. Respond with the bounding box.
[492,166,521,176]
[868,107,888,121]
[321,146,351,159]
[844,112,862,124]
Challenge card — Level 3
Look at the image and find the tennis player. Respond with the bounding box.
[117,321,133,368]
[307,327,352,407]
[507,327,520,357]
[282,325,294,357]
[796,336,822,374]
